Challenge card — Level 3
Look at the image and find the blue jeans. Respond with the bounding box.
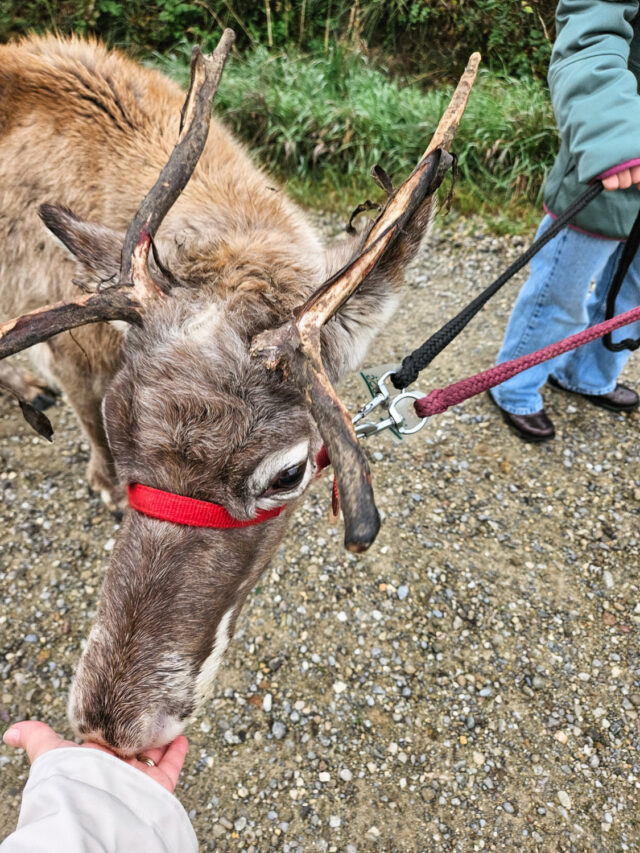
[492,215,640,415]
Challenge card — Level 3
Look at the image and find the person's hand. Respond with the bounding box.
[3,720,188,793]
[602,166,640,191]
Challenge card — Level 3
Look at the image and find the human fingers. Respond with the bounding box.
[122,737,188,792]
[134,744,169,768]
[617,169,633,189]
[602,174,621,191]
[631,165,640,188]
[3,721,74,763]
[154,736,189,792]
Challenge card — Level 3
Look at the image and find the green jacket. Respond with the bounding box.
[544,0,640,238]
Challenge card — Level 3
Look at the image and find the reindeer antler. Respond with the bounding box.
[0,30,235,430]
[252,53,481,553]
[119,33,235,294]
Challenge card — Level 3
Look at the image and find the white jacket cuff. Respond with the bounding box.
[0,747,198,852]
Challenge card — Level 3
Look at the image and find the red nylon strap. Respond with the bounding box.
[127,448,332,528]
[127,483,286,528]
[315,445,330,470]
[415,302,640,417]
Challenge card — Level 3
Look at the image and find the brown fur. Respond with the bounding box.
[0,34,435,752]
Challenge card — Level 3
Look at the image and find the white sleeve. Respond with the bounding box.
[0,747,198,853]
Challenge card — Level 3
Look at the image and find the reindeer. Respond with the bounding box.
[0,30,478,754]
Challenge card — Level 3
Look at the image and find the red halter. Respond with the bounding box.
[127,447,332,529]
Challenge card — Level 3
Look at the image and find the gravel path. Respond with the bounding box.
[1,213,639,852]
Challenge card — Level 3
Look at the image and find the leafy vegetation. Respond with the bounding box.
[155,44,557,230]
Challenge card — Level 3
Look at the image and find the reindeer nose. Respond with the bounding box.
[70,697,187,755]
[75,715,186,756]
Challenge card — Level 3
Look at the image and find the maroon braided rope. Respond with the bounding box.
[415,304,640,418]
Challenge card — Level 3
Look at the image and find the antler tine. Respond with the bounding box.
[0,376,53,442]
[0,290,142,362]
[298,51,481,330]
[252,54,481,553]
[254,319,382,552]
[423,52,481,158]
[120,29,235,298]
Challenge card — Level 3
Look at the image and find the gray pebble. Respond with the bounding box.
[271,721,287,739]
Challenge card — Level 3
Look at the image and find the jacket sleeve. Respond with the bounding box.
[0,748,199,853]
[549,0,640,182]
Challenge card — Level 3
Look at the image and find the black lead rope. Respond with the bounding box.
[390,181,605,390]
[603,205,640,351]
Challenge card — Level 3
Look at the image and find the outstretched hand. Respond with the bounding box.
[602,166,640,191]
[3,721,188,793]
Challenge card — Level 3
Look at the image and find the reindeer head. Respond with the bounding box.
[0,33,478,754]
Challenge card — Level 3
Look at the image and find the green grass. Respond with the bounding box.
[152,44,558,234]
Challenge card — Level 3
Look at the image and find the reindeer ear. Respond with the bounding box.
[102,371,137,463]
[39,204,124,280]
[321,283,399,384]
[39,204,176,293]
[317,230,406,383]
[318,178,438,384]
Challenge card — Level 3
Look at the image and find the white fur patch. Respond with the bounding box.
[148,715,186,748]
[194,608,234,703]
[179,304,222,343]
[67,619,110,735]
[109,320,130,335]
[250,439,311,510]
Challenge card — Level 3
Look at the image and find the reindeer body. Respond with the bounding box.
[0,33,450,753]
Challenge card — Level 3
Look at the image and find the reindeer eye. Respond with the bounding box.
[264,460,307,495]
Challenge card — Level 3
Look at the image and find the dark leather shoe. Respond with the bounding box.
[548,376,639,412]
[487,392,555,443]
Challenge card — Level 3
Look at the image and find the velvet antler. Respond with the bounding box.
[251,53,481,553]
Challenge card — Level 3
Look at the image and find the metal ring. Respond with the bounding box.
[388,391,428,435]
[137,754,156,767]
